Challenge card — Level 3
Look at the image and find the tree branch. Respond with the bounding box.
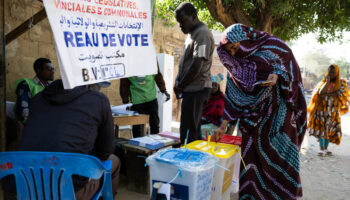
[205,0,251,28]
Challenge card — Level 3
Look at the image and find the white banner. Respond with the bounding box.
[43,0,157,89]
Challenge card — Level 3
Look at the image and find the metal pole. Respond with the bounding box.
[0,0,6,153]
[0,0,5,199]
[151,0,156,31]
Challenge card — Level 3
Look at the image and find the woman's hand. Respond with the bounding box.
[263,74,278,87]
[214,120,228,141]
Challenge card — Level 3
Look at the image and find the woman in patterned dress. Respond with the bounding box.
[215,24,307,199]
[307,64,349,156]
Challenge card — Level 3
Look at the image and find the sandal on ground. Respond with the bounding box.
[318,150,326,157]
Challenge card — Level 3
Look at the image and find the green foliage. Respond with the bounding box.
[332,58,350,80]
[155,0,224,30]
[274,0,350,42]
[155,0,350,42]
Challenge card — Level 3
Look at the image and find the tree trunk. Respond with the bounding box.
[205,0,251,28]
[257,12,273,33]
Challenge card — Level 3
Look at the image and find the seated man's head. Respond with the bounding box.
[34,58,55,82]
[175,2,199,34]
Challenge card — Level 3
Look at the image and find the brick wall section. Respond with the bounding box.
[5,1,59,101]
[5,2,227,112]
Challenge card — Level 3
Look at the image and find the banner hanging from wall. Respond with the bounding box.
[43,0,157,89]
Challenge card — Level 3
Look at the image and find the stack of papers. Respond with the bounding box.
[129,135,175,150]
[111,104,137,116]
[158,132,180,142]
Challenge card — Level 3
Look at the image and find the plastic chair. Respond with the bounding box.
[0,151,113,200]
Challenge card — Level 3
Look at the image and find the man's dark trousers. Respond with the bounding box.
[180,88,211,144]
[131,99,160,137]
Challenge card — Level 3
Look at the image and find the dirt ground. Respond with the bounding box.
[117,114,350,200]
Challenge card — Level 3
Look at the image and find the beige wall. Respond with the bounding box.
[4,1,226,109]
[5,1,57,101]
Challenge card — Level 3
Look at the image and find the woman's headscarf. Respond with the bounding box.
[217,24,306,144]
[220,23,271,59]
[308,64,349,115]
[217,24,303,107]
[217,26,261,93]
[211,73,224,84]
[319,64,341,94]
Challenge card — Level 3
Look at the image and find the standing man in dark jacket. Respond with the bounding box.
[120,65,170,137]
[18,80,120,200]
[174,2,215,144]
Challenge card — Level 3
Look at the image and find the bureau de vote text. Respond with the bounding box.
[64,31,149,47]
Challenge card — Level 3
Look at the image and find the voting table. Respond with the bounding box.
[113,114,149,137]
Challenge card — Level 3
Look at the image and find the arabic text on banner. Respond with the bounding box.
[43,0,157,89]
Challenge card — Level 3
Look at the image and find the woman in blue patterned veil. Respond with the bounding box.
[215,24,307,199]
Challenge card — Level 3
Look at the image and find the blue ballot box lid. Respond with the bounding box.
[155,148,217,168]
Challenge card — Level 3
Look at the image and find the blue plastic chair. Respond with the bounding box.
[0,151,113,200]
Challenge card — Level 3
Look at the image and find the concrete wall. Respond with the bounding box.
[4,1,227,110]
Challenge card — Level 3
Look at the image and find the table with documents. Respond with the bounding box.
[113,114,149,137]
